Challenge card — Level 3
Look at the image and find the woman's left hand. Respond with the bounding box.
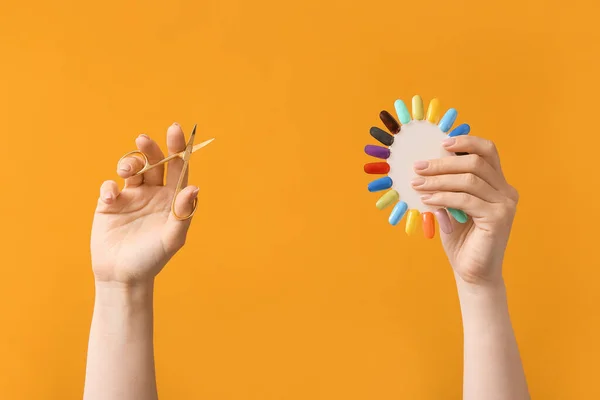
[411,136,519,287]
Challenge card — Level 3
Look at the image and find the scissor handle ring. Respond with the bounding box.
[117,150,150,177]
[171,195,198,221]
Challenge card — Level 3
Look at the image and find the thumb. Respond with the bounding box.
[163,185,200,253]
[173,185,200,220]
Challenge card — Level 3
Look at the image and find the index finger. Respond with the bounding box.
[442,135,503,172]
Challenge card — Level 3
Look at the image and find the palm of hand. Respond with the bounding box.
[441,207,515,285]
[90,125,200,284]
[91,186,176,283]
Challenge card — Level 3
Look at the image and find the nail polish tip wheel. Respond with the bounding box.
[363,96,470,239]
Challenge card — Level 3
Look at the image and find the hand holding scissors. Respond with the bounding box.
[118,124,214,220]
[92,123,214,285]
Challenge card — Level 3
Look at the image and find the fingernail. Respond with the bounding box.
[443,138,456,147]
[172,122,180,127]
[420,194,433,201]
[119,163,131,172]
[138,134,150,139]
[411,177,425,187]
[192,188,200,198]
[414,161,429,170]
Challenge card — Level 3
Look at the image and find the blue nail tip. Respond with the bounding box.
[368,176,393,192]
[439,108,458,133]
[448,123,470,137]
[389,201,408,225]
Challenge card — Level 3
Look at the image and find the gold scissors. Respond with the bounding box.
[118,124,214,221]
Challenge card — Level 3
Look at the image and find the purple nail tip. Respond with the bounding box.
[364,145,390,159]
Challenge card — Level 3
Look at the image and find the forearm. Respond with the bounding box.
[457,277,529,400]
[83,281,158,400]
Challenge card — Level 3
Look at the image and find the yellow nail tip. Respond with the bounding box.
[426,98,441,123]
[412,95,424,120]
[405,209,421,235]
[376,190,399,210]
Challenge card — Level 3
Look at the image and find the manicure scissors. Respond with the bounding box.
[117,124,214,221]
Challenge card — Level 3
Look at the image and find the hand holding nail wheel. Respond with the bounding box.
[364,96,470,239]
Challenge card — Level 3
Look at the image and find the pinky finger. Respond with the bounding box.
[421,192,489,219]
[99,180,120,205]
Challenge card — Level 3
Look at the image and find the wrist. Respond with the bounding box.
[94,279,155,310]
[455,274,506,301]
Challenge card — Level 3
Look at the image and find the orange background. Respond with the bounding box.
[1,0,599,398]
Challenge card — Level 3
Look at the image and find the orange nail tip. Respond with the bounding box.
[423,212,435,239]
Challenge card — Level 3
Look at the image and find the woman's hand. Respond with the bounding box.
[91,123,199,285]
[412,135,519,286]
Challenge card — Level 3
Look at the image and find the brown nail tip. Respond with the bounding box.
[379,110,400,134]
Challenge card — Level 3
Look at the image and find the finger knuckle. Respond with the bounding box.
[509,186,520,203]
[463,173,478,186]
[484,139,498,154]
[424,176,438,188]
[494,201,516,222]
[427,159,441,172]
[459,192,472,205]
[466,154,483,171]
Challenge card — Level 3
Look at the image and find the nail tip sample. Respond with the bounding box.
[364,144,391,159]
[439,108,458,132]
[448,123,471,137]
[376,190,399,210]
[447,208,468,223]
[426,98,441,123]
[405,209,420,235]
[394,99,412,124]
[364,162,390,174]
[434,209,454,234]
[368,176,393,192]
[370,126,394,146]
[388,201,408,225]
[412,95,424,120]
[379,110,400,134]
[422,212,435,239]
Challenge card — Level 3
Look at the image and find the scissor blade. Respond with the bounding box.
[191,138,215,153]
[186,124,197,148]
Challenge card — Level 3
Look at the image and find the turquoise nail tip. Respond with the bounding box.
[394,99,411,124]
[448,123,470,137]
[448,208,468,223]
[439,108,458,132]
[389,201,408,225]
[368,177,393,192]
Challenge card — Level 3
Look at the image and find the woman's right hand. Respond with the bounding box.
[90,123,199,285]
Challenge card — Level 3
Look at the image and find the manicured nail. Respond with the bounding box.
[411,177,425,187]
[119,163,131,172]
[138,134,150,140]
[172,122,180,127]
[192,188,200,198]
[414,161,429,170]
[420,194,433,201]
[442,138,456,147]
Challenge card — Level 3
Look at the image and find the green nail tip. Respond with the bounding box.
[448,208,468,223]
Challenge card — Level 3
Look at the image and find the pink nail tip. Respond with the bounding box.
[434,209,454,234]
